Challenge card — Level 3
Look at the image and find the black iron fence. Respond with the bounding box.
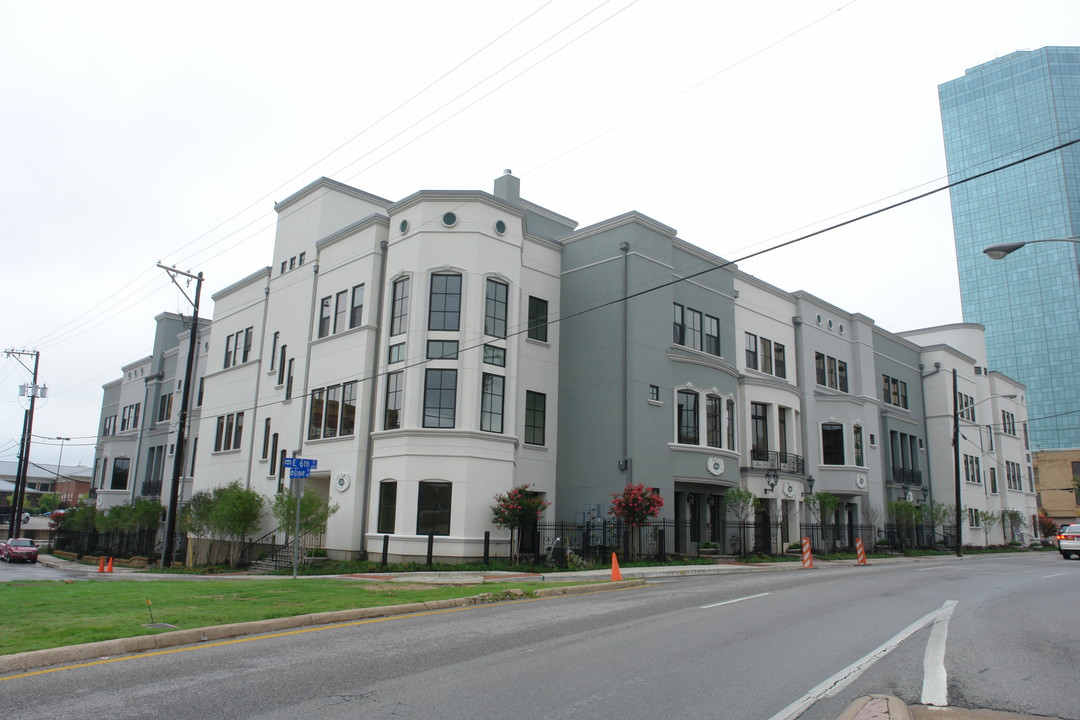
[53,528,166,560]
[531,519,676,562]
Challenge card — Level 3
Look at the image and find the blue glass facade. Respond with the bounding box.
[939,47,1080,450]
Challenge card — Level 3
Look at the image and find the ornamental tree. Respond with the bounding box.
[609,484,664,526]
[491,484,550,563]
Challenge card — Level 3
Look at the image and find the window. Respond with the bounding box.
[197,378,204,407]
[684,308,702,350]
[751,402,768,455]
[277,345,287,385]
[285,359,294,400]
[423,369,457,428]
[280,261,287,275]
[706,395,722,448]
[485,279,508,338]
[120,403,141,431]
[1006,461,1023,491]
[225,327,254,366]
[963,454,981,484]
[956,392,976,422]
[483,344,505,367]
[417,481,452,536]
[142,445,165,497]
[427,340,459,360]
[1001,410,1017,436]
[350,284,364,328]
[110,458,130,490]
[377,481,397,534]
[985,425,994,451]
[270,332,279,371]
[527,296,549,342]
[882,375,909,409]
[157,392,173,423]
[428,273,462,331]
[649,385,660,402]
[745,332,758,369]
[298,251,305,266]
[677,390,699,444]
[761,338,773,374]
[308,382,358,440]
[822,423,845,465]
[815,352,848,392]
[967,507,980,528]
[673,304,685,345]
[726,399,736,449]
[384,371,403,430]
[854,425,864,466]
[390,277,410,336]
[318,296,332,338]
[525,391,546,445]
[334,290,349,333]
[480,373,505,433]
[989,467,998,494]
[103,415,116,436]
[778,407,788,455]
[214,412,244,452]
[269,433,279,476]
[773,343,786,379]
[388,343,405,364]
[704,315,720,356]
[262,418,271,459]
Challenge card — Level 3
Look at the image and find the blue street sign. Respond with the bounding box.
[282,457,317,478]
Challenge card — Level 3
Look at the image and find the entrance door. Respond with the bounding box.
[754,502,771,554]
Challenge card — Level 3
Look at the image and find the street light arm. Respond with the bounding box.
[983,236,1080,259]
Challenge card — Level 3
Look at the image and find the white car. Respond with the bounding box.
[1058,524,1080,559]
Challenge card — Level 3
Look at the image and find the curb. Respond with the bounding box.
[0,579,645,675]
[837,695,912,720]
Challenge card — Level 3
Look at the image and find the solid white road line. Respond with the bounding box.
[1041,572,1066,579]
[920,600,957,706]
[700,592,771,609]
[768,600,959,720]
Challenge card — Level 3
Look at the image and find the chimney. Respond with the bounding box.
[493,169,521,206]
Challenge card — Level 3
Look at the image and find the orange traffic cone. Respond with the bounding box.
[610,552,622,581]
[97,557,105,573]
[106,557,113,573]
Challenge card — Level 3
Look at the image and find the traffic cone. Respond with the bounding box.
[610,552,622,581]
[106,557,113,573]
[97,557,105,573]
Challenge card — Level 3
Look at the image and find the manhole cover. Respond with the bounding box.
[142,623,178,629]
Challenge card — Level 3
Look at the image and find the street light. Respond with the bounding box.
[54,436,70,502]
[983,236,1080,259]
[953,380,1018,558]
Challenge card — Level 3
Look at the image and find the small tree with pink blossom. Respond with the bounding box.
[491,484,550,564]
[609,484,664,560]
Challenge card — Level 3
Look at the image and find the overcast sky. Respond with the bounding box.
[3,0,1078,470]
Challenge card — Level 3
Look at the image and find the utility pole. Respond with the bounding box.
[157,265,203,568]
[5,349,43,539]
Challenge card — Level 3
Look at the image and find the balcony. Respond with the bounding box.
[751,449,805,475]
[891,467,922,486]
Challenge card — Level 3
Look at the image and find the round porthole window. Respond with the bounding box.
[495,220,506,234]
[399,219,409,234]
[828,319,834,329]
[839,324,845,334]
[442,212,457,227]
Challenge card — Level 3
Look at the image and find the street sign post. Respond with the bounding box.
[281,458,317,577]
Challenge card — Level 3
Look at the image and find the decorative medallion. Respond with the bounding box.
[707,457,725,476]
[905,491,914,503]
[856,475,867,489]
[783,481,796,498]
[334,472,352,492]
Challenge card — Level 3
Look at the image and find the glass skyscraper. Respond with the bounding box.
[939,46,1080,450]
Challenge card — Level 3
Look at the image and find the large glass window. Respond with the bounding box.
[428,273,462,331]
[480,373,505,433]
[854,424,864,467]
[528,296,549,342]
[349,284,364,329]
[377,481,397,534]
[334,290,348,334]
[746,332,759,369]
[484,344,506,367]
[822,423,845,465]
[726,399,736,449]
[427,340,459,360]
[525,391,546,445]
[704,315,720,356]
[384,371,403,430]
[417,481,452,536]
[685,309,702,351]
[673,304,685,345]
[706,395,722,448]
[677,390,699,444]
[214,412,244,452]
[110,458,130,490]
[751,402,768,455]
[485,279,508,338]
[423,369,458,428]
[390,277,410,336]
[318,296,332,338]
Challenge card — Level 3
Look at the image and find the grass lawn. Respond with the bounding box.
[0,578,581,657]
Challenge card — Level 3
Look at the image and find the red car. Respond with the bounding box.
[0,538,39,563]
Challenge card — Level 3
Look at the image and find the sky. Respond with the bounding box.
[3,0,1079,471]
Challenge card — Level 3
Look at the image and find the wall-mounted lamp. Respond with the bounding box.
[803,475,816,497]
[763,470,779,494]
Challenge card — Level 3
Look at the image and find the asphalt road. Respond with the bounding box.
[1,553,1076,720]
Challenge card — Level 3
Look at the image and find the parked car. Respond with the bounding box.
[0,538,39,563]
[1058,524,1080,559]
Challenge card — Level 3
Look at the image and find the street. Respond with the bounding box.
[1,553,1076,720]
